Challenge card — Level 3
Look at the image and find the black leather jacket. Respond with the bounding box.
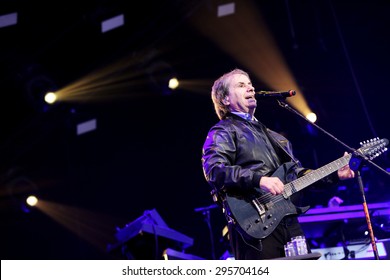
[202,113,337,200]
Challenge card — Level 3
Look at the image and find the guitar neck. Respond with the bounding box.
[284,154,351,197]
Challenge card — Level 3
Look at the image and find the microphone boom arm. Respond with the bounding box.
[276,99,388,176]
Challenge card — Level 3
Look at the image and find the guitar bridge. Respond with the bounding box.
[252,198,266,223]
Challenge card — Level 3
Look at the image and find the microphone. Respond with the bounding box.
[256,90,296,99]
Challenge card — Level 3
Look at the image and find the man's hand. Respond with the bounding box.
[338,152,355,180]
[259,176,284,195]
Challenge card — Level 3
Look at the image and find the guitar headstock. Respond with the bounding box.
[358,137,388,160]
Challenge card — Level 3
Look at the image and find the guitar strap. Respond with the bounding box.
[256,122,311,212]
[251,120,298,166]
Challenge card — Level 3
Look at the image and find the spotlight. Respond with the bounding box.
[44,91,57,104]
[20,194,39,213]
[146,60,177,95]
[306,112,317,123]
[23,68,58,112]
[6,175,40,213]
[26,195,38,207]
[168,77,179,90]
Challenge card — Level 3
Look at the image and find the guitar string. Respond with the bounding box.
[255,156,351,205]
[254,139,381,205]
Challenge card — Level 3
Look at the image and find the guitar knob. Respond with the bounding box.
[267,214,273,219]
[263,226,269,230]
[255,219,261,223]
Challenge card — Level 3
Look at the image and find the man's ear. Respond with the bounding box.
[223,96,230,105]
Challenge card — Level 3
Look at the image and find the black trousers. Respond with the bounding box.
[228,215,310,260]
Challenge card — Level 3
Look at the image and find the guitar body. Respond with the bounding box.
[226,192,298,239]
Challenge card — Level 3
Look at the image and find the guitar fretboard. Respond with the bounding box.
[285,154,351,197]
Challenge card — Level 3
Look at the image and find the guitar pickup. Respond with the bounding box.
[252,198,266,223]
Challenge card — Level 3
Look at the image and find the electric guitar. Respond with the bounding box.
[225,138,388,239]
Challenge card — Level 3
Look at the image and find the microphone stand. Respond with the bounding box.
[277,99,389,260]
[194,204,218,260]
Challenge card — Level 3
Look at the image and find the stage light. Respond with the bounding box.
[26,195,38,207]
[217,3,235,17]
[146,60,177,95]
[77,118,97,136]
[22,64,58,112]
[306,112,317,123]
[0,12,18,28]
[44,92,57,104]
[101,14,124,33]
[16,192,40,213]
[21,193,40,213]
[6,174,40,213]
[168,77,179,90]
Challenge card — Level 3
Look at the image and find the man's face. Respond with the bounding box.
[225,74,256,114]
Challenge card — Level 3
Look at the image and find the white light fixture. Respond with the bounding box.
[217,3,235,17]
[0,12,17,28]
[77,119,97,135]
[101,14,124,33]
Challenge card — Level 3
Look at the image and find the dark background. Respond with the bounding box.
[1,0,389,260]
